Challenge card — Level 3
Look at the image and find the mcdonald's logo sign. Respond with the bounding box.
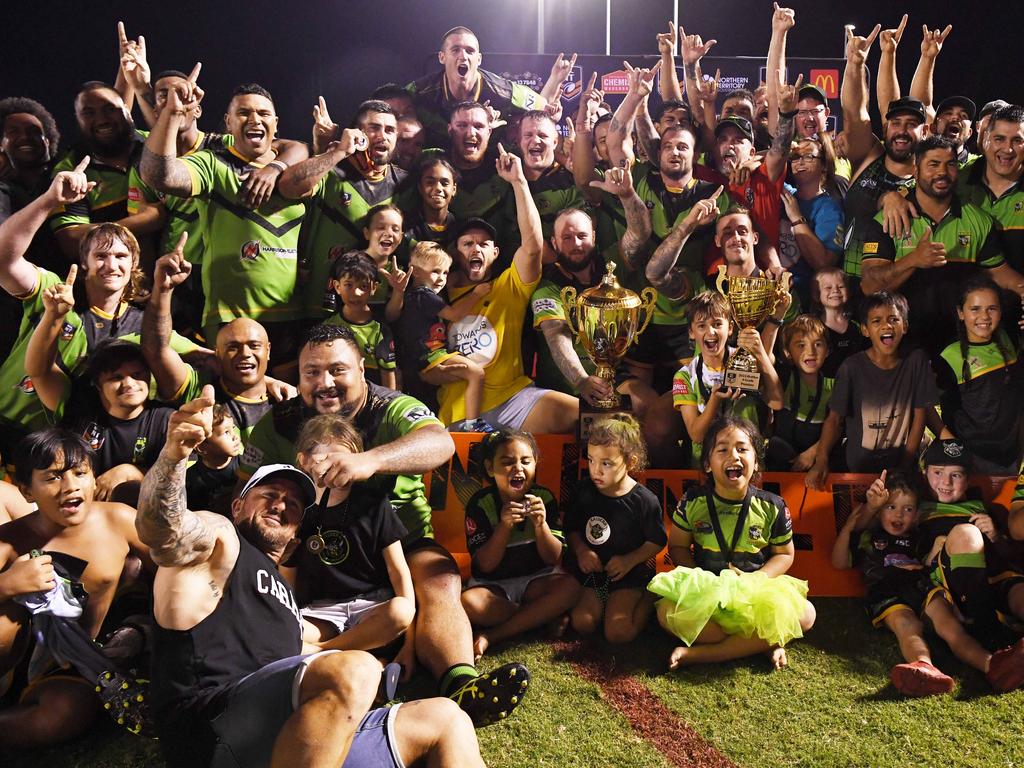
[809,69,840,99]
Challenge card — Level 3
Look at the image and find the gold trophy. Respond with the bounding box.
[714,265,791,393]
[562,262,656,438]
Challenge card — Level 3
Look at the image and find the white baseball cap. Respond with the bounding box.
[239,464,317,510]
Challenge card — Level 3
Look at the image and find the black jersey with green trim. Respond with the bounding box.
[854,526,923,587]
[464,484,562,580]
[672,485,793,574]
[49,131,148,230]
[917,498,987,541]
[407,69,544,148]
[404,210,456,251]
[842,156,916,278]
[240,383,442,540]
[937,331,1024,469]
[298,158,410,319]
[959,157,1024,272]
[859,192,1005,354]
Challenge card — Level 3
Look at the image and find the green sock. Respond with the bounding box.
[440,663,479,696]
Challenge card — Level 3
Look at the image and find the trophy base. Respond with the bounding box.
[724,368,761,394]
[579,395,633,443]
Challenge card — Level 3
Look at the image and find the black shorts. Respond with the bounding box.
[865,569,931,626]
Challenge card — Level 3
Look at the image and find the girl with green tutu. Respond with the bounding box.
[650,416,816,669]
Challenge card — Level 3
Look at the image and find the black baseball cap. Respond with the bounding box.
[885,97,927,123]
[453,217,497,243]
[798,84,829,108]
[714,115,754,142]
[980,99,1011,120]
[923,438,972,469]
[935,96,977,121]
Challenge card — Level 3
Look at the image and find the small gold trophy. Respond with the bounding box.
[714,265,791,393]
[562,263,656,437]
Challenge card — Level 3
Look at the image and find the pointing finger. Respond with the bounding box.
[66,264,78,286]
[174,231,189,253]
[793,73,804,90]
[496,142,507,157]
[73,155,91,173]
[879,469,887,484]
[711,184,724,201]
[896,14,908,38]
[587,71,597,90]
[117,21,128,44]
[188,62,202,83]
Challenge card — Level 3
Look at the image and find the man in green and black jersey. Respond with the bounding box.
[932,96,979,167]
[406,26,549,148]
[959,104,1024,273]
[279,99,411,320]
[50,83,161,261]
[444,101,507,227]
[860,136,1024,358]
[141,81,307,354]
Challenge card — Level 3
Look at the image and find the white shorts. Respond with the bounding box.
[301,588,393,634]
[479,385,552,430]
[465,566,560,606]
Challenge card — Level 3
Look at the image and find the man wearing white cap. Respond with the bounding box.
[138,387,486,768]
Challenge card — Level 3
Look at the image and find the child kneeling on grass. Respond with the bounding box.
[461,429,580,660]
[833,460,1024,695]
[651,416,815,670]
[283,414,416,671]
[566,415,667,644]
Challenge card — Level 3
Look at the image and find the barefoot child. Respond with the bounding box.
[283,415,415,668]
[651,416,815,670]
[766,315,834,471]
[566,415,667,644]
[396,241,489,429]
[325,251,398,389]
[834,464,1024,694]
[461,430,579,659]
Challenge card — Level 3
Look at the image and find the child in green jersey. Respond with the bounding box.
[936,275,1024,475]
[766,315,834,471]
[326,251,397,390]
[461,429,578,660]
[651,416,815,670]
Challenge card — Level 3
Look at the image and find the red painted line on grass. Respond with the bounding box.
[552,640,737,768]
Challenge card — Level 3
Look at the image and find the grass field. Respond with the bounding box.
[3,599,1022,768]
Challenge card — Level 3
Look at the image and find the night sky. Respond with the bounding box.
[5,0,1016,150]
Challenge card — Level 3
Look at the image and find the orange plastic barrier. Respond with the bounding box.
[423,435,1019,597]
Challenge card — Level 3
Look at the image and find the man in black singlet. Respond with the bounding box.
[139,387,488,768]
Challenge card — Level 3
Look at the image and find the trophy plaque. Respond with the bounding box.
[561,262,656,440]
[714,265,791,393]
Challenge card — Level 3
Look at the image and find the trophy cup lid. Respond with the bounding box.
[578,262,644,309]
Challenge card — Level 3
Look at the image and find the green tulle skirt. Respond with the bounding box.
[648,566,809,647]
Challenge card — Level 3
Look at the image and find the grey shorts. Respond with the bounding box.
[479,385,551,430]
[301,588,394,635]
[465,566,560,605]
[209,650,404,768]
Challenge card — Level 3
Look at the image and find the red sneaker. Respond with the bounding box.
[890,661,956,697]
[987,638,1024,693]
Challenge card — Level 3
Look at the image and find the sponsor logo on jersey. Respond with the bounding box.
[241,240,261,261]
[465,517,478,535]
[16,376,35,394]
[863,242,879,255]
[83,422,104,451]
[1016,201,1023,213]
[585,515,611,545]
[128,188,142,202]
[531,298,558,314]
[695,520,714,535]
[449,314,498,365]
[405,405,434,424]
[957,233,971,247]
[133,437,148,465]
[673,378,690,396]
[748,525,762,541]
[60,321,77,341]
[341,192,352,206]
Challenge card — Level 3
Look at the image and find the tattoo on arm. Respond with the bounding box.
[646,221,692,291]
[137,453,219,566]
[620,192,652,269]
[770,114,795,159]
[139,149,193,196]
[541,321,588,386]
[280,151,340,193]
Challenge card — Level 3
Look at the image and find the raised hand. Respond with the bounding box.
[657,21,677,55]
[624,60,661,99]
[772,3,796,32]
[684,185,723,229]
[118,20,151,93]
[312,96,340,154]
[49,156,96,204]
[679,25,717,67]
[879,14,909,53]
[697,69,720,106]
[379,256,411,294]
[845,24,881,66]
[41,264,77,318]
[549,52,578,87]
[153,232,192,293]
[865,469,890,511]
[495,142,525,183]
[336,128,369,156]
[588,165,635,198]
[777,71,804,114]
[166,385,215,461]
[481,100,506,130]
[576,73,604,132]
[920,24,952,58]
